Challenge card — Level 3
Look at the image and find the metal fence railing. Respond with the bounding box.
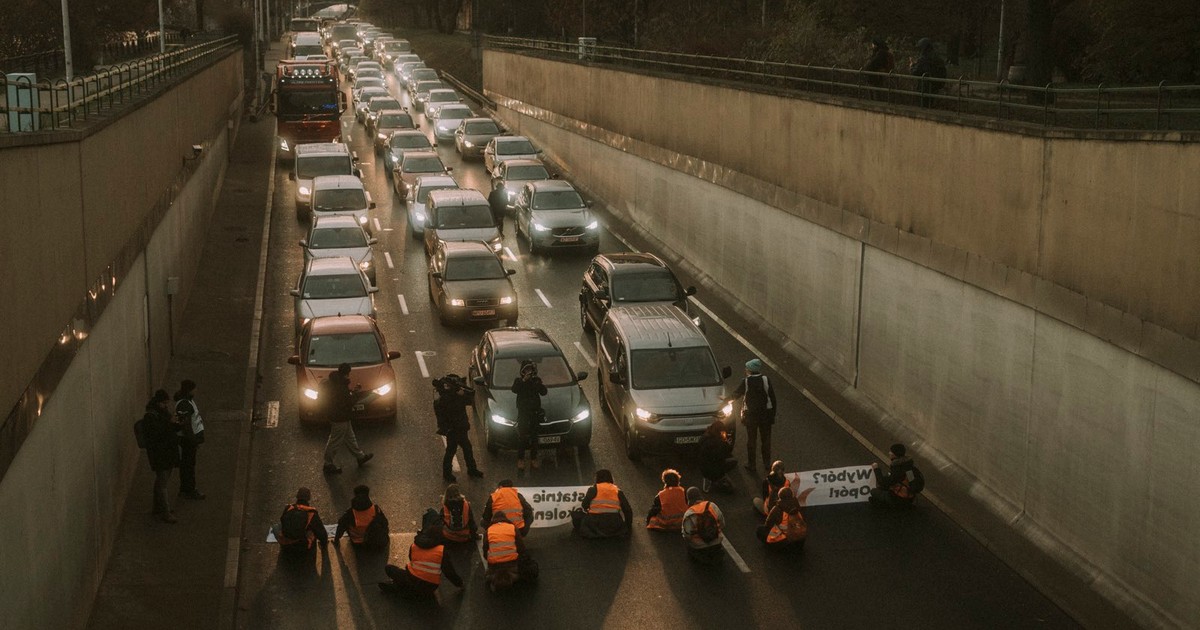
[0,35,240,133]
[484,36,1200,133]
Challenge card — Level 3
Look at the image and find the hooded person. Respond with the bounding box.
[861,38,895,95]
[753,460,790,516]
[143,389,182,523]
[910,38,947,105]
[335,485,390,548]
[381,509,464,598]
[510,360,547,470]
[870,443,925,508]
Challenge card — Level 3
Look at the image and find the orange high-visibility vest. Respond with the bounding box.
[767,511,807,544]
[684,501,720,546]
[348,504,377,544]
[278,504,318,548]
[588,482,621,514]
[647,486,688,531]
[406,544,444,585]
[490,487,525,530]
[765,477,792,513]
[442,500,472,543]
[486,521,519,565]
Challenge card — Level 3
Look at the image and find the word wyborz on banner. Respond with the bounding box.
[784,465,874,506]
[519,486,589,528]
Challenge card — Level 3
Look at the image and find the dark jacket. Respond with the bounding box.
[510,376,547,426]
[733,374,776,424]
[576,484,634,538]
[697,432,734,481]
[280,503,328,544]
[434,388,474,435]
[411,528,463,589]
[143,403,181,472]
[874,456,920,499]
[443,496,478,539]
[863,45,894,73]
[319,372,357,423]
[334,495,390,544]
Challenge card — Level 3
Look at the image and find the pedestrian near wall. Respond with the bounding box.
[323,362,374,474]
[173,379,206,500]
[910,38,947,107]
[510,360,547,471]
[434,373,484,482]
[730,358,777,474]
[869,443,925,509]
[144,389,182,523]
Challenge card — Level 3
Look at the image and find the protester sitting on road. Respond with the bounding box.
[870,443,925,509]
[334,484,389,548]
[441,484,479,543]
[571,469,634,538]
[753,460,790,516]
[697,421,737,493]
[483,512,537,592]
[757,486,812,551]
[681,487,726,564]
[482,479,535,536]
[381,509,463,598]
[646,468,688,532]
[274,487,328,552]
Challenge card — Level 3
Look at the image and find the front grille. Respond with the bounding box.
[552,227,584,237]
[467,298,498,307]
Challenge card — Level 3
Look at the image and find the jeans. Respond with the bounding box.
[516,425,539,461]
[744,421,772,469]
[179,440,199,493]
[325,421,365,465]
[443,430,479,476]
[153,469,173,514]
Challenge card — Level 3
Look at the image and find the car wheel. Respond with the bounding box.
[437,297,450,327]
[580,304,593,332]
[485,422,499,454]
[624,419,641,461]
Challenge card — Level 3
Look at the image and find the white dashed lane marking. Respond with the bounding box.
[535,289,552,308]
[397,294,409,315]
[384,252,394,269]
[372,217,382,232]
[264,401,279,429]
[415,351,431,378]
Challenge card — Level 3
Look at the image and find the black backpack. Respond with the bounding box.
[694,504,720,543]
[906,467,926,494]
[280,507,311,541]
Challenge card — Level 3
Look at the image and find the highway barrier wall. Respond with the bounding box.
[483,49,1200,629]
[0,48,243,629]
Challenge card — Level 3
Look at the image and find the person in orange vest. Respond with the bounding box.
[753,460,790,516]
[334,485,389,548]
[645,469,688,532]
[441,484,478,543]
[481,479,534,536]
[869,443,925,509]
[681,487,725,564]
[483,512,536,592]
[756,486,813,551]
[380,509,463,598]
[273,487,328,552]
[571,469,633,538]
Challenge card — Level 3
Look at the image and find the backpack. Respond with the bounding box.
[133,417,148,449]
[280,507,311,541]
[363,516,389,547]
[694,504,720,543]
[906,467,925,494]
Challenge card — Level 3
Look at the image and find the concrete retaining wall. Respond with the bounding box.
[0,49,242,629]
[484,50,1200,628]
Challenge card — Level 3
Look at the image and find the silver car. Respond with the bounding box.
[484,136,541,176]
[383,130,436,171]
[490,159,552,210]
[407,175,460,238]
[514,179,600,255]
[454,118,503,159]
[389,53,420,72]
[397,61,428,87]
[311,175,376,232]
[292,256,378,333]
[300,215,378,286]
[352,86,388,118]
[431,104,474,141]
[423,88,462,119]
[410,79,447,112]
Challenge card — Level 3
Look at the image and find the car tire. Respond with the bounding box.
[580,304,593,332]
[624,419,641,461]
[437,297,450,327]
[485,423,499,454]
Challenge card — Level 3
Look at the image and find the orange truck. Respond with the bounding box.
[272,59,346,161]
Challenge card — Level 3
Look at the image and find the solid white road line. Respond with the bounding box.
[439,436,462,472]
[535,288,552,308]
[721,537,752,573]
[373,217,382,232]
[264,401,279,429]
[415,351,430,378]
[384,252,394,269]
[397,294,409,315]
[572,341,597,368]
[503,246,517,261]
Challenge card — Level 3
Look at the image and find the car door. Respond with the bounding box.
[586,263,610,329]
[423,201,438,255]
[428,249,445,302]
[470,337,494,422]
[514,186,532,236]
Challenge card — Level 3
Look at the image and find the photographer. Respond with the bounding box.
[434,374,484,482]
[510,360,547,471]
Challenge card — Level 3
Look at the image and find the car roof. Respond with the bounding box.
[528,179,576,193]
[441,241,497,257]
[311,175,364,189]
[295,143,351,156]
[414,175,458,188]
[368,96,401,104]
[438,104,472,115]
[308,315,378,336]
[606,304,707,349]
[428,189,488,206]
[306,256,360,275]
[501,159,544,170]
[598,252,670,273]
[355,60,381,66]
[389,129,427,139]
[487,328,563,358]
[312,215,363,230]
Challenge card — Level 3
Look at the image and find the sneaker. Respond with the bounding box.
[324,464,343,474]
[357,453,374,467]
[517,458,526,471]
[468,469,485,478]
[161,512,178,524]
[180,490,207,500]
[444,473,457,483]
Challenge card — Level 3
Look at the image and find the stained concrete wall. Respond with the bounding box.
[0,49,241,629]
[483,50,1200,628]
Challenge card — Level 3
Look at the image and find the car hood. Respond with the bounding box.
[630,384,726,416]
[443,278,514,300]
[299,363,393,391]
[306,246,371,264]
[299,296,373,319]
[463,133,498,145]
[496,153,538,164]
[531,208,589,228]
[434,226,500,242]
[486,384,586,424]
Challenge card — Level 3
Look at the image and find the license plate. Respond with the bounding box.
[538,436,562,445]
[558,236,580,243]
[353,404,365,412]
[674,435,701,444]
[471,309,496,317]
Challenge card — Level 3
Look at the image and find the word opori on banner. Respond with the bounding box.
[784,465,874,506]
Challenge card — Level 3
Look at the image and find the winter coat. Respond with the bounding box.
[510,376,547,427]
[434,389,474,434]
[697,432,734,481]
[319,372,356,423]
[143,404,181,472]
[733,374,776,425]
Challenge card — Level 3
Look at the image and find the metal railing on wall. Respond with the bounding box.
[0,35,240,133]
[484,36,1200,133]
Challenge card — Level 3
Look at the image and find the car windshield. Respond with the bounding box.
[302,273,367,299]
[310,227,367,248]
[507,165,549,181]
[491,356,574,387]
[296,156,351,179]
[429,92,458,103]
[497,140,535,155]
[291,19,319,32]
[306,333,382,366]
[612,272,679,302]
[416,184,457,203]
[415,81,444,94]
[630,347,721,390]
[411,69,438,81]
[436,205,494,229]
[532,190,585,210]
[403,156,445,173]
[377,113,412,128]
[312,188,367,210]
[370,99,402,112]
[444,255,506,281]
[293,45,323,57]
[390,134,429,150]
[439,109,471,121]
[465,121,500,134]
[354,80,384,91]
[278,90,339,115]
[357,70,384,81]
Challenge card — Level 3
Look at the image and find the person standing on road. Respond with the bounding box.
[441,484,479,543]
[730,358,777,474]
[870,443,925,509]
[434,373,484,482]
[143,389,182,523]
[173,379,206,501]
[322,363,374,474]
[571,469,634,538]
[482,479,535,536]
[697,420,737,493]
[681,487,726,565]
[646,468,688,532]
[488,185,507,234]
[334,484,390,548]
[753,460,790,516]
[274,487,329,552]
[380,509,464,598]
[510,361,547,471]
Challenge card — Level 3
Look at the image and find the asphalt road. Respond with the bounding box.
[234,54,1079,630]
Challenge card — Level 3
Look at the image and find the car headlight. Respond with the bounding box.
[373,383,392,396]
[532,222,550,232]
[377,132,387,139]
[491,414,516,427]
[298,186,311,196]
[303,388,319,400]
[358,216,368,224]
[279,139,290,151]
[463,140,474,148]
[491,240,503,252]
[499,296,514,305]
[572,409,590,423]
[449,298,465,307]
[586,220,599,230]
[692,316,702,326]
[636,407,653,420]
[719,401,734,417]
[359,260,372,270]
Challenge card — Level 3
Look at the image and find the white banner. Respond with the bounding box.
[785,465,875,506]
[518,485,589,528]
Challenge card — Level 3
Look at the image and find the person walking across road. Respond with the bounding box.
[322,363,374,474]
[697,420,737,493]
[334,484,390,548]
[441,484,479,543]
[434,373,484,482]
[870,443,925,509]
[730,358,777,474]
[571,469,634,538]
[482,479,534,536]
[510,360,547,471]
[681,487,726,565]
[646,468,688,532]
[173,379,206,500]
[381,509,464,598]
[143,389,182,523]
[273,487,329,552]
[753,460,790,516]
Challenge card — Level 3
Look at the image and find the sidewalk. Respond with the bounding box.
[84,101,274,628]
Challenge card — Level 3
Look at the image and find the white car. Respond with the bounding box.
[300,215,378,286]
[431,104,474,141]
[423,88,462,119]
[407,175,460,238]
[485,136,541,176]
[291,143,357,219]
[291,256,378,333]
[310,175,375,232]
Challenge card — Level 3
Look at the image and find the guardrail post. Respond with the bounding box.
[1095,83,1104,128]
[1155,80,1165,130]
[1042,83,1052,126]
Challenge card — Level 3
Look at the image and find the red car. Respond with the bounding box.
[288,315,401,424]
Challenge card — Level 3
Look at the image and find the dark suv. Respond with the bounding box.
[579,252,698,332]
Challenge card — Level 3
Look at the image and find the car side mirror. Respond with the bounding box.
[473,376,486,386]
[585,200,594,207]
[431,142,438,147]
[354,168,363,178]
[684,286,697,296]
[721,366,733,379]
[445,166,454,172]
[576,371,588,382]
[595,289,609,301]
[288,172,296,181]
[298,239,308,248]
[506,269,516,276]
[369,202,377,209]
[386,350,401,360]
[287,355,301,365]
[368,237,378,244]
[368,286,379,294]
[290,289,301,297]
[431,272,443,280]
